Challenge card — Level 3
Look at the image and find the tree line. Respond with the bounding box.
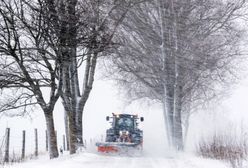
[0,0,247,158]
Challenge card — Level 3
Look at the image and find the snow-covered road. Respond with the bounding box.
[6,152,228,168]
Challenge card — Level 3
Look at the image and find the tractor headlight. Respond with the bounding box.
[126,131,129,135]
[119,131,123,135]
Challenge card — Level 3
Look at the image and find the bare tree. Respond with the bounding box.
[73,0,136,149]
[107,0,247,150]
[0,0,64,158]
[44,0,144,153]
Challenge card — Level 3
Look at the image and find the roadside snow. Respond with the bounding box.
[4,152,228,168]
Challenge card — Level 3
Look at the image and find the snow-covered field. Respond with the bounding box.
[6,152,228,168]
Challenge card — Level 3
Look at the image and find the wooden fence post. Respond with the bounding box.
[4,128,10,163]
[21,130,26,160]
[45,130,48,151]
[35,129,38,156]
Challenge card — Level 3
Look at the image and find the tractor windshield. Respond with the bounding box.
[116,117,134,129]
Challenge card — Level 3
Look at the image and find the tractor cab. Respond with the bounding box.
[105,113,144,143]
[115,115,135,130]
[110,114,137,131]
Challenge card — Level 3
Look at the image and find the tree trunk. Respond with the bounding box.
[173,84,184,150]
[62,62,77,154]
[158,0,175,150]
[64,109,70,151]
[75,112,84,148]
[183,112,190,147]
[62,95,77,154]
[162,94,172,147]
[68,109,77,154]
[70,50,83,147]
[67,0,81,147]
[172,0,184,150]
[165,86,175,149]
[76,113,84,146]
[76,52,98,147]
[44,112,59,159]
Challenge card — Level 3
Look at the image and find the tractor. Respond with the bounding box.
[96,113,144,153]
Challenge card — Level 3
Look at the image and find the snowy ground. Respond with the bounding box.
[3,151,229,168]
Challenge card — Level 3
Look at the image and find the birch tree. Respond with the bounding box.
[107,0,247,150]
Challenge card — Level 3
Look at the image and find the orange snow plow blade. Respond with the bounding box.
[97,146,118,153]
[96,142,119,153]
[96,142,141,153]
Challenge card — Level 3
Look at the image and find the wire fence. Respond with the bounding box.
[0,128,68,165]
[0,127,103,165]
